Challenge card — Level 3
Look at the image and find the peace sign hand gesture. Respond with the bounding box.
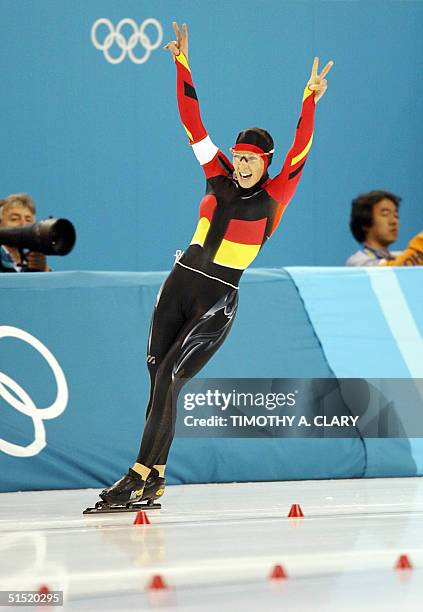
[307,57,334,103]
[164,21,189,61]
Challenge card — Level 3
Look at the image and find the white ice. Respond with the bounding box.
[1,478,422,611]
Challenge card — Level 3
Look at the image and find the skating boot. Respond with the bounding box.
[141,468,166,506]
[83,468,162,514]
[99,468,146,505]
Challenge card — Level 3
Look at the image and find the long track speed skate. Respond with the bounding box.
[83,468,165,514]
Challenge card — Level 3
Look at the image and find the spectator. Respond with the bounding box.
[0,193,50,272]
[346,190,423,266]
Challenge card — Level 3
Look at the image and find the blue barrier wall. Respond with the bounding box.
[0,1,422,271]
[1,267,422,492]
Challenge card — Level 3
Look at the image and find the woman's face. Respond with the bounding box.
[232,151,265,189]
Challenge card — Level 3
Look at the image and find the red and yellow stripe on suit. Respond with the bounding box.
[213,218,268,269]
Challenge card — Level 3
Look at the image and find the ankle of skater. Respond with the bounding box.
[153,464,166,478]
[131,462,151,481]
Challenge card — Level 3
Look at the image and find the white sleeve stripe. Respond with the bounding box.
[192,135,219,165]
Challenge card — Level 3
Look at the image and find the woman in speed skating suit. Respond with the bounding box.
[99,22,333,508]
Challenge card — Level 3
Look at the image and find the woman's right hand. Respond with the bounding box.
[164,21,188,60]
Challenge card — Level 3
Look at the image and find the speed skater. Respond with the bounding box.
[89,22,333,513]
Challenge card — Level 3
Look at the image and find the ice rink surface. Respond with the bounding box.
[1,478,423,611]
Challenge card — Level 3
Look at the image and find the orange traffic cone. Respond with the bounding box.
[148,575,167,590]
[288,503,304,518]
[134,511,150,525]
[269,564,288,580]
[395,554,413,570]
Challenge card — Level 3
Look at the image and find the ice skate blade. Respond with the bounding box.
[83,501,162,515]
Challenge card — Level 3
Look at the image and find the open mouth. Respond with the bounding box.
[239,172,252,179]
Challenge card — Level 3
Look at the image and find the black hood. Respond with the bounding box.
[235,127,274,168]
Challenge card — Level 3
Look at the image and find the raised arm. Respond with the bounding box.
[266,58,333,234]
[164,22,233,177]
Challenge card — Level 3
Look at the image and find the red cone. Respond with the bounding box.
[38,585,49,595]
[133,511,150,525]
[148,575,167,590]
[269,564,287,580]
[395,554,413,570]
[288,503,304,518]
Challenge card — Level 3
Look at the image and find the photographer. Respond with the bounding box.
[0,193,50,272]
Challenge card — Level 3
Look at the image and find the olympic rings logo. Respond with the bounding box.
[91,18,163,65]
[0,326,68,458]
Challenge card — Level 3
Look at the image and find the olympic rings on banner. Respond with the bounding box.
[91,18,163,65]
[0,326,68,458]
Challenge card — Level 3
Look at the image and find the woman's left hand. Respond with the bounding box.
[307,57,334,103]
[164,22,188,61]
